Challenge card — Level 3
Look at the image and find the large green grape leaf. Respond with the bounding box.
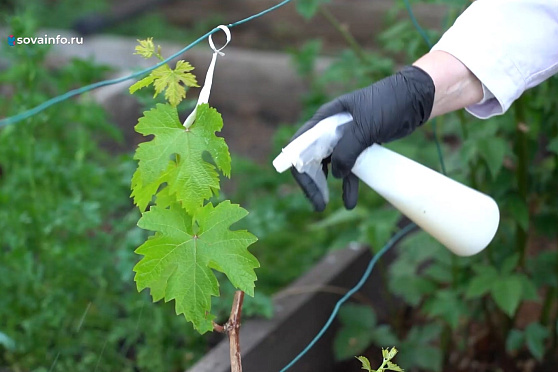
[131,103,231,213]
[133,201,259,333]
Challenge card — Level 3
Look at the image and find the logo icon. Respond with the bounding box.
[7,35,15,46]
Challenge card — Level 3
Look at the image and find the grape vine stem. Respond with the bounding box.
[228,291,244,372]
[213,290,245,372]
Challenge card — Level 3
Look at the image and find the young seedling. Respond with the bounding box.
[129,38,259,372]
[356,347,404,372]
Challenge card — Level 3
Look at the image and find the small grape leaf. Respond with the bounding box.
[386,361,403,372]
[356,356,374,372]
[131,103,231,213]
[134,37,155,58]
[129,73,156,95]
[383,347,398,360]
[152,61,199,106]
[134,201,259,333]
[129,61,198,106]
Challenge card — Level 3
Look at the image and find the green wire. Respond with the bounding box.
[402,0,432,48]
[0,0,293,127]
[279,223,418,372]
[403,0,447,175]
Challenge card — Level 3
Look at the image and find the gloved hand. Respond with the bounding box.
[290,65,435,212]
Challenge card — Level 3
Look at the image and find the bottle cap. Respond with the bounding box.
[272,151,292,173]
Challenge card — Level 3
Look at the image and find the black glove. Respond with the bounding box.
[290,65,435,212]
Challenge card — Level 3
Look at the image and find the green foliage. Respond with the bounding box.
[0,14,209,372]
[291,0,558,369]
[398,325,444,372]
[548,137,558,154]
[423,289,467,330]
[154,62,198,105]
[131,103,230,213]
[130,39,199,107]
[134,202,258,333]
[108,10,211,43]
[357,347,404,372]
[356,356,374,372]
[335,304,384,360]
[491,275,527,317]
[14,0,197,43]
[8,0,108,29]
[506,323,550,361]
[476,136,509,179]
[129,42,259,335]
[134,37,158,59]
[4,0,555,370]
[465,259,538,317]
[334,302,442,371]
[296,0,331,19]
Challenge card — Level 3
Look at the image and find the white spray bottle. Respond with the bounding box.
[273,112,500,257]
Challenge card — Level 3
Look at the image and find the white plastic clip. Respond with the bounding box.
[184,25,231,128]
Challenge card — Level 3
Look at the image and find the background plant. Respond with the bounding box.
[129,35,260,336]
[287,0,558,371]
[0,14,216,372]
[357,347,403,372]
[2,1,557,371]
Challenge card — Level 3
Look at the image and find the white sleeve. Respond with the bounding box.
[431,0,558,119]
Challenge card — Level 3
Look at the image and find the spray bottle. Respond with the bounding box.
[273,113,500,256]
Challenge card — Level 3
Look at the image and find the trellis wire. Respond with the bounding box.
[279,223,417,372]
[403,0,447,175]
[0,0,292,127]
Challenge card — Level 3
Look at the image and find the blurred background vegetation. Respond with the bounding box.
[0,0,557,371]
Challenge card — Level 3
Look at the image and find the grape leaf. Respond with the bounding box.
[134,37,156,58]
[129,61,198,106]
[131,103,231,213]
[384,347,398,360]
[386,361,403,372]
[134,201,259,333]
[355,356,373,372]
[130,161,173,212]
[152,61,199,106]
[130,39,198,106]
[129,73,156,95]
